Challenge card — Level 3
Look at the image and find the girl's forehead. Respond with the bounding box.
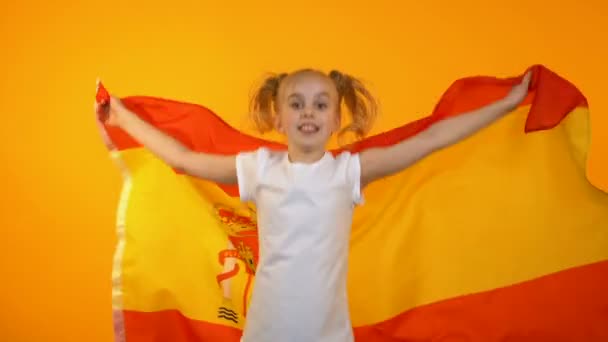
[280,72,338,98]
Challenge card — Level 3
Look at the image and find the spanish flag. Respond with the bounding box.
[96,65,608,341]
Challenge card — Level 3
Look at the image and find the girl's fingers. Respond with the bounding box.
[523,71,532,85]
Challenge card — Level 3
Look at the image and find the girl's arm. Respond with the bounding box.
[360,71,532,188]
[97,95,237,184]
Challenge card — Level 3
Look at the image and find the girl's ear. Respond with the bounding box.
[336,112,341,132]
[332,108,341,134]
[274,112,285,134]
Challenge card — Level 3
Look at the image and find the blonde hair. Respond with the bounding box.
[248,69,378,143]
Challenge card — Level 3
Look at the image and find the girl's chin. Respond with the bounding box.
[294,140,327,152]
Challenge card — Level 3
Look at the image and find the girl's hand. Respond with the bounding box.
[95,80,126,127]
[504,71,532,108]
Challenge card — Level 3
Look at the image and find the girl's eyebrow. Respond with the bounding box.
[287,93,303,100]
[287,92,330,100]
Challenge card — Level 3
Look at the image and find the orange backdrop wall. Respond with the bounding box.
[1,1,606,341]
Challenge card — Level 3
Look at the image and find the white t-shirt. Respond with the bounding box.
[236,147,363,342]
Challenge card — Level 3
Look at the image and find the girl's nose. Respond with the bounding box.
[301,107,314,118]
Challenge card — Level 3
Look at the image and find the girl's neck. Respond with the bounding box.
[287,145,326,164]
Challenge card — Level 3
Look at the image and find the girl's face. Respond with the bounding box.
[275,72,341,154]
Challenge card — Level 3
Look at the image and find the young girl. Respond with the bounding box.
[96,68,531,342]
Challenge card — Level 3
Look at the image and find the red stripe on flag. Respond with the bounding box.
[123,310,243,342]
[97,64,587,155]
[357,260,608,341]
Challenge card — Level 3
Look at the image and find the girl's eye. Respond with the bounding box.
[290,102,301,109]
[316,103,328,110]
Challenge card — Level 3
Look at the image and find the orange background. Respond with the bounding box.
[0,0,606,341]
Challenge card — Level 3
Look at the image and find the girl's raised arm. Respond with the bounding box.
[360,71,532,188]
[97,94,237,184]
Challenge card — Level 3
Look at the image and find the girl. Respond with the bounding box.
[96,68,531,342]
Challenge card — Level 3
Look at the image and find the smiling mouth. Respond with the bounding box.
[298,123,320,133]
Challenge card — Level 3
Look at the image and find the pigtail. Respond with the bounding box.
[329,70,378,142]
[249,73,288,133]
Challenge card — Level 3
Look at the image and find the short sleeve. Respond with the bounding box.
[346,152,364,205]
[235,148,268,203]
